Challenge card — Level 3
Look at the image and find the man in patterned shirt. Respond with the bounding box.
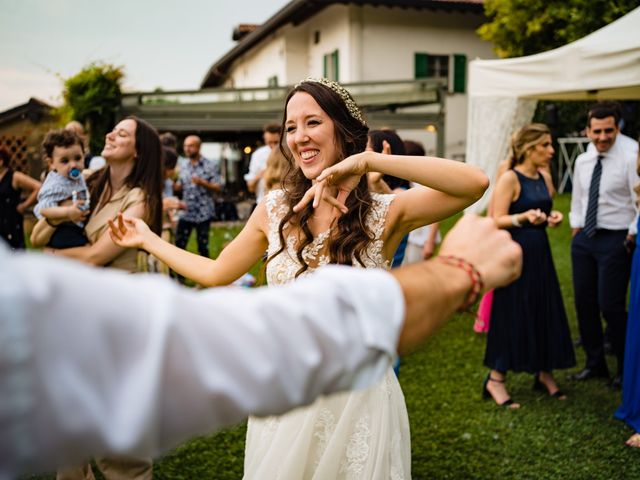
[174,135,221,259]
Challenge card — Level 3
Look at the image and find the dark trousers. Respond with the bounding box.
[571,229,631,375]
[175,218,211,258]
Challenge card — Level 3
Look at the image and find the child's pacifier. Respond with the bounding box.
[69,167,82,179]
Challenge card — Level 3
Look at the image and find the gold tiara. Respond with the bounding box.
[295,77,366,126]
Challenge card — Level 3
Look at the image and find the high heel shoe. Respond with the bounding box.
[533,374,567,400]
[482,374,518,408]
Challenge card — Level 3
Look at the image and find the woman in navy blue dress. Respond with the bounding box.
[615,150,640,448]
[483,123,576,408]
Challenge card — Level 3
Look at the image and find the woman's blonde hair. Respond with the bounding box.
[264,145,292,192]
[508,123,551,169]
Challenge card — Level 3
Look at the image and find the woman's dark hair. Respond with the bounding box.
[88,116,163,234]
[265,80,373,277]
[159,131,178,149]
[403,139,425,157]
[162,146,179,171]
[507,123,551,169]
[0,148,10,168]
[368,129,410,191]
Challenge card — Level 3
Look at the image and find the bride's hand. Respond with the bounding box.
[293,153,368,213]
[108,213,153,249]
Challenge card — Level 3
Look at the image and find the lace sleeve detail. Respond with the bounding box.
[367,193,395,241]
[353,193,395,270]
[265,190,288,248]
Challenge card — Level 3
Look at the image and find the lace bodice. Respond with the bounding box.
[265,189,395,286]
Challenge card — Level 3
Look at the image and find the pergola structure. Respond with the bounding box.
[119,78,448,156]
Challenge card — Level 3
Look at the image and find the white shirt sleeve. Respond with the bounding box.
[0,248,403,476]
[243,146,270,182]
[569,153,586,228]
[625,152,639,235]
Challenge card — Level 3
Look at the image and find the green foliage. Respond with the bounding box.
[478,1,639,140]
[478,0,638,59]
[62,63,124,154]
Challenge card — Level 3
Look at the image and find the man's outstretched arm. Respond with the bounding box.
[0,214,520,476]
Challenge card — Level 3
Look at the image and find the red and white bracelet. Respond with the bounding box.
[436,255,485,312]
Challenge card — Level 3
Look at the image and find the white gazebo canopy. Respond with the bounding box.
[466,7,640,211]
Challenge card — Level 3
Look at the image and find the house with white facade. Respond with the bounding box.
[201,0,494,158]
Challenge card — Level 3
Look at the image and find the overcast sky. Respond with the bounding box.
[0,0,291,111]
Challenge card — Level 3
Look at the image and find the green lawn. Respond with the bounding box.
[25,195,639,479]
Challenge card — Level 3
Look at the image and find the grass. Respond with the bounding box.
[25,195,640,479]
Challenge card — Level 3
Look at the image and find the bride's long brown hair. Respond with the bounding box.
[264,80,375,278]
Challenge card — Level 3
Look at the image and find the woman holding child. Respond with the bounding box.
[108,78,488,478]
[31,116,162,272]
[31,116,163,480]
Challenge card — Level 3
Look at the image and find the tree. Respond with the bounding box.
[62,63,124,154]
[478,0,638,59]
[478,1,639,184]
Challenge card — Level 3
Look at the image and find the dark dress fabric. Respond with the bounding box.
[484,170,576,373]
[47,223,88,248]
[615,216,640,433]
[0,169,25,249]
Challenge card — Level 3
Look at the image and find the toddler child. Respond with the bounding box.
[34,129,90,248]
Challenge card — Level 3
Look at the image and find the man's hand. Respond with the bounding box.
[624,234,636,254]
[439,214,522,291]
[192,175,205,186]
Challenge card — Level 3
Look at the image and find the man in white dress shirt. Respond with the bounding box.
[244,123,281,204]
[569,102,639,387]
[0,214,521,478]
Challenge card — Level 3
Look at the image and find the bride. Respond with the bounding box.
[109,77,488,479]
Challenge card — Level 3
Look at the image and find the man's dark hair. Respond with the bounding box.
[263,123,281,135]
[41,129,85,158]
[160,132,178,149]
[588,101,622,127]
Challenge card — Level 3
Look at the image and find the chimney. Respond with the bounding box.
[232,24,260,41]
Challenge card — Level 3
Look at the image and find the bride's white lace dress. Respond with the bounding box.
[243,189,411,479]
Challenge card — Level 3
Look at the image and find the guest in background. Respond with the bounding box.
[161,146,184,242]
[615,139,640,448]
[263,144,291,193]
[402,140,441,264]
[244,123,281,204]
[483,123,575,408]
[0,147,40,249]
[173,135,221,259]
[366,129,411,267]
[33,116,163,480]
[160,131,178,150]
[568,102,639,388]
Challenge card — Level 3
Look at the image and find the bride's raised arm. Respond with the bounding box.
[304,150,488,233]
[109,202,270,287]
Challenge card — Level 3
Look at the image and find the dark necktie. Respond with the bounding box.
[583,155,603,238]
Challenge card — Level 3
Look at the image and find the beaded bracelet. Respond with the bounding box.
[436,255,485,312]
